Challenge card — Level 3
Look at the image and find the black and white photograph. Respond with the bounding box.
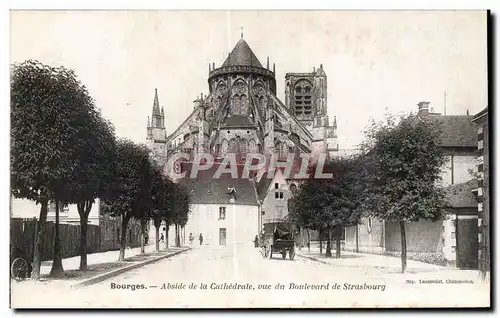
[8,9,491,308]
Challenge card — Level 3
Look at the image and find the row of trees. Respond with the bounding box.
[11,60,190,280]
[289,114,447,273]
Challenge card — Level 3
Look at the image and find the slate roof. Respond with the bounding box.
[256,173,273,201]
[179,177,259,206]
[221,39,264,68]
[472,107,488,123]
[444,179,478,208]
[422,115,476,148]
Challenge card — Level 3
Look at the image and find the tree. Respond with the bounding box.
[361,114,448,273]
[151,172,177,251]
[289,159,364,258]
[102,139,153,261]
[11,60,105,278]
[171,183,190,247]
[58,108,116,270]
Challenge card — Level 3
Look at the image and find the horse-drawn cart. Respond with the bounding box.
[259,222,296,260]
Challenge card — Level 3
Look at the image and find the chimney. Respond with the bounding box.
[417,101,430,116]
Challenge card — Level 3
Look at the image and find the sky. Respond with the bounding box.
[10,10,488,149]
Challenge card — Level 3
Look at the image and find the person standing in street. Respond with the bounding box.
[199,233,203,246]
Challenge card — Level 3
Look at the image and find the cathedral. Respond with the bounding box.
[147,35,338,172]
[146,35,339,246]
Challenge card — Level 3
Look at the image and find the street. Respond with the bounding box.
[11,243,490,308]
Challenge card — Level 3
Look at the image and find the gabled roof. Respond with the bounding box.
[421,114,477,148]
[221,39,263,68]
[444,179,478,208]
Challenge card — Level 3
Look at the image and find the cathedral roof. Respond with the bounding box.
[221,39,263,68]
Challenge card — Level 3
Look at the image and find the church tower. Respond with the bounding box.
[285,64,338,156]
[146,88,167,158]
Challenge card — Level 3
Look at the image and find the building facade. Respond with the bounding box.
[344,101,479,267]
[472,107,489,275]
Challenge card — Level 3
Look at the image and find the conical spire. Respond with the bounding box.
[152,88,161,117]
[221,39,263,68]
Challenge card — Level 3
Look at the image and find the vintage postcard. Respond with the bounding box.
[9,10,490,308]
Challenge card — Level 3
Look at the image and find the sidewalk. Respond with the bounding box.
[296,246,449,272]
[14,244,190,288]
[40,243,159,276]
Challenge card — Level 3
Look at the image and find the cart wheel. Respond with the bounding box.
[281,250,287,259]
[11,258,29,281]
[289,249,295,260]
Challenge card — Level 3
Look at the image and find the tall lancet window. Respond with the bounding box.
[294,80,313,116]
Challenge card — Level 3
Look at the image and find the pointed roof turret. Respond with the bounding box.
[221,39,263,68]
[152,88,161,116]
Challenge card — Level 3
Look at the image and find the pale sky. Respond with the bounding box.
[10,10,488,149]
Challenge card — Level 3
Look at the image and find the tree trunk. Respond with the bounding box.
[118,215,129,261]
[307,229,310,252]
[31,199,48,280]
[165,225,169,250]
[319,229,323,255]
[355,224,359,253]
[78,201,92,271]
[175,224,181,247]
[155,225,160,252]
[400,221,407,273]
[325,228,332,257]
[336,236,341,259]
[140,219,146,255]
[50,201,65,277]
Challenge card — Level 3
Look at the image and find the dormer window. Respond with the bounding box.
[227,187,236,202]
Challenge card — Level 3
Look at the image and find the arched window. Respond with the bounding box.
[282,143,289,158]
[221,139,229,155]
[240,95,248,116]
[239,138,248,157]
[228,138,238,153]
[275,141,283,158]
[248,139,257,153]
